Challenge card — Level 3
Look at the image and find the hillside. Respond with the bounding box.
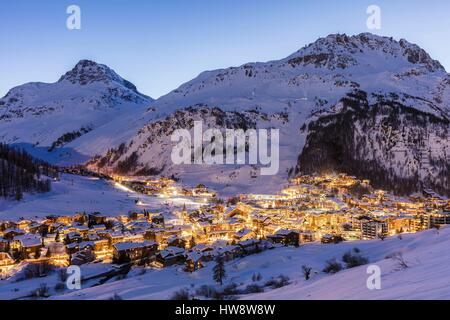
[0,143,58,201]
[0,60,153,165]
[4,227,441,300]
[0,173,203,220]
[88,33,450,196]
[245,227,450,300]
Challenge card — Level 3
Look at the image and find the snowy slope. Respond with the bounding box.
[0,60,153,165]
[0,174,204,220]
[246,228,450,300]
[89,33,450,195]
[87,106,300,196]
[18,227,446,300]
[152,33,449,118]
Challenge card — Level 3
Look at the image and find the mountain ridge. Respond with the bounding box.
[88,33,450,196]
[1,33,449,196]
[0,60,153,165]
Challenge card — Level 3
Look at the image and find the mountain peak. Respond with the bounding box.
[59,60,133,87]
[286,32,445,72]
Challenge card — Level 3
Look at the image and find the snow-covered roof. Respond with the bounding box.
[239,238,260,247]
[14,235,42,247]
[276,229,299,236]
[113,241,156,251]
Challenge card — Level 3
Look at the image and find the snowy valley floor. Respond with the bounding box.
[0,174,204,220]
[0,227,447,300]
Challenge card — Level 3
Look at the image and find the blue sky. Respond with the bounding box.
[1,0,450,98]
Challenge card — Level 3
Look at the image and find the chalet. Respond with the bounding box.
[185,251,204,272]
[252,215,271,230]
[299,231,315,243]
[320,234,345,244]
[3,228,25,240]
[94,239,110,252]
[91,224,107,232]
[113,241,158,264]
[167,236,187,248]
[43,233,58,246]
[267,229,299,247]
[192,184,216,198]
[88,212,108,227]
[56,216,73,225]
[226,203,254,220]
[71,249,95,265]
[48,222,64,234]
[234,228,255,242]
[106,231,124,244]
[0,252,15,272]
[151,214,165,227]
[155,246,185,267]
[117,215,130,224]
[65,232,83,244]
[73,212,88,224]
[208,229,234,242]
[45,215,59,223]
[16,220,32,231]
[191,244,214,253]
[351,216,371,232]
[0,221,17,231]
[237,238,261,254]
[0,239,9,252]
[223,217,245,231]
[197,249,216,262]
[47,242,69,261]
[211,239,228,249]
[264,223,280,236]
[129,212,146,220]
[122,232,145,243]
[11,235,43,259]
[162,226,183,239]
[86,233,101,242]
[28,222,48,235]
[217,245,242,261]
[67,241,94,255]
[71,224,90,236]
[127,220,152,233]
[144,229,164,243]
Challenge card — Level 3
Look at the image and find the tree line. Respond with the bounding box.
[0,143,59,200]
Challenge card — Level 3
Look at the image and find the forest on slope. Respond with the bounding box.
[0,143,59,200]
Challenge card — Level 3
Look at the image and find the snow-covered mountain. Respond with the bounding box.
[0,60,153,165]
[89,33,450,196]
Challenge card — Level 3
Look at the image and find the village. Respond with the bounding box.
[1,173,449,280]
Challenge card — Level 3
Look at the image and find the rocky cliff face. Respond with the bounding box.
[87,105,269,176]
[297,90,450,196]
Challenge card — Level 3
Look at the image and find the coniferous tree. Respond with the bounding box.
[189,236,196,249]
[213,255,226,285]
[15,187,23,201]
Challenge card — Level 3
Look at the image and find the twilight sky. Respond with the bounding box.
[1,0,450,98]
